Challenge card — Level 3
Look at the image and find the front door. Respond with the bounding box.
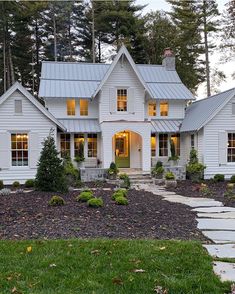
[115,132,130,168]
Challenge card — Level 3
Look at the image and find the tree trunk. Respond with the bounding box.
[9,46,15,85]
[68,17,72,61]
[53,12,57,61]
[91,0,95,63]
[3,27,6,92]
[203,0,211,97]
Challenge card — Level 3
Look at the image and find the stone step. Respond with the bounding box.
[131,179,153,184]
[128,174,151,179]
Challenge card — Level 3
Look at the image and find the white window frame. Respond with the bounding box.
[11,133,29,167]
[227,132,235,163]
[116,88,128,112]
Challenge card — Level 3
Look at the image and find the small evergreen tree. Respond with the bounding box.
[35,131,67,192]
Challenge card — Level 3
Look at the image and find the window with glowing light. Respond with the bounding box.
[160,101,168,116]
[80,99,88,116]
[117,89,127,112]
[171,134,180,156]
[148,101,157,116]
[151,134,156,157]
[88,134,97,157]
[67,99,76,116]
[74,134,84,158]
[159,134,168,156]
[228,133,235,162]
[60,134,70,158]
[11,133,28,166]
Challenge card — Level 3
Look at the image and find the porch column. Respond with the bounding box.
[70,134,74,159]
[102,133,113,168]
[142,131,151,173]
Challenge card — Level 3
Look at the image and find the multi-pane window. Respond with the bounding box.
[228,133,235,162]
[148,101,157,116]
[11,133,28,166]
[151,134,156,157]
[160,101,168,116]
[87,134,97,157]
[67,99,75,116]
[80,99,88,116]
[191,134,195,149]
[74,134,84,158]
[171,134,180,156]
[15,100,22,114]
[60,134,70,157]
[117,89,127,111]
[159,134,168,156]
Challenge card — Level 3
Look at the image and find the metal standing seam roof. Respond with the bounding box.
[39,60,195,100]
[151,119,183,133]
[58,119,101,133]
[180,88,235,132]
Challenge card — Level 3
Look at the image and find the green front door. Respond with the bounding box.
[115,132,130,168]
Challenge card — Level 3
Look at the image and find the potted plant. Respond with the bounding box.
[186,149,206,182]
[168,139,179,166]
[107,162,119,180]
[165,171,177,188]
[74,141,85,168]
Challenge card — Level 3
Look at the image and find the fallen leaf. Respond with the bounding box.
[11,287,22,294]
[49,263,57,268]
[160,246,166,250]
[112,277,123,285]
[26,246,32,253]
[131,269,146,273]
[91,249,100,255]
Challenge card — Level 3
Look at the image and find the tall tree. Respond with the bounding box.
[197,0,219,96]
[167,0,205,92]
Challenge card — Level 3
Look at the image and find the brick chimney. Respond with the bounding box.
[162,48,175,70]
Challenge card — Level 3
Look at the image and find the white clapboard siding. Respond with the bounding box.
[0,90,57,183]
[45,97,99,119]
[99,58,145,122]
[0,132,11,169]
[203,96,235,179]
[109,88,116,113]
[127,87,135,114]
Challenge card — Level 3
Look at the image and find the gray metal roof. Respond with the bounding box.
[59,119,101,133]
[151,119,183,133]
[39,60,194,100]
[180,88,235,132]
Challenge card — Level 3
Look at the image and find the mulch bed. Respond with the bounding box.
[166,180,235,207]
[0,186,206,241]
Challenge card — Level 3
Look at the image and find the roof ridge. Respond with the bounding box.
[42,61,110,65]
[193,87,235,105]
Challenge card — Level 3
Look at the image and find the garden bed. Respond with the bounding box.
[0,187,206,241]
[166,180,235,207]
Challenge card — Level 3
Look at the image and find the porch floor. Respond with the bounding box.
[118,168,150,175]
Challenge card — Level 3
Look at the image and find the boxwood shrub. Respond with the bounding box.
[49,195,65,206]
[115,196,128,205]
[88,197,103,207]
[213,174,225,182]
[76,191,94,202]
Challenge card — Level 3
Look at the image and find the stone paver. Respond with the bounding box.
[197,211,235,219]
[213,261,235,282]
[193,207,235,213]
[202,230,235,243]
[203,244,235,258]
[197,219,235,231]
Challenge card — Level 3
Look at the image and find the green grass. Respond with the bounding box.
[0,239,230,294]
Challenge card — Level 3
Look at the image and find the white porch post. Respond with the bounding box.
[102,133,113,168]
[70,134,74,159]
[142,130,151,172]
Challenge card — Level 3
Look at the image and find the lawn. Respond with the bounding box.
[0,239,230,294]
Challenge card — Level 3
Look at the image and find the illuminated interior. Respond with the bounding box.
[115,131,129,157]
[148,101,157,116]
[171,134,180,156]
[67,99,76,116]
[117,89,127,111]
[80,99,88,116]
[151,134,156,156]
[160,101,168,116]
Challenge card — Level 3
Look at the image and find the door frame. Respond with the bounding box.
[114,131,130,168]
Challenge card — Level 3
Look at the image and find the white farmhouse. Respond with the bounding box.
[0,45,234,183]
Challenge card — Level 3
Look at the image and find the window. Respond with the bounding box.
[74,134,84,158]
[67,99,75,116]
[11,133,28,166]
[160,101,168,116]
[171,134,180,156]
[148,101,156,116]
[151,134,156,157]
[117,89,127,111]
[159,134,168,156]
[60,134,70,157]
[87,134,97,157]
[80,99,88,116]
[15,100,22,114]
[191,134,195,149]
[228,133,235,162]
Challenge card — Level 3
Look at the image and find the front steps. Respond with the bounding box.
[128,174,153,185]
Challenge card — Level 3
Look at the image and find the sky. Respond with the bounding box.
[136,0,235,99]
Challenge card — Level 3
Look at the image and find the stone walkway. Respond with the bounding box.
[134,183,235,283]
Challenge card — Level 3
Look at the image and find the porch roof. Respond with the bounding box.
[59,119,101,133]
[151,119,182,133]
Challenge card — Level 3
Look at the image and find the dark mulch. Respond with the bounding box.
[166,180,235,207]
[0,187,206,241]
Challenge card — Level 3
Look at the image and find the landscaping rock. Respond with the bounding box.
[213,261,235,282]
[202,230,235,243]
[203,244,235,258]
[197,219,235,230]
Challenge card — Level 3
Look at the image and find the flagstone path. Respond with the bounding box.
[133,183,235,283]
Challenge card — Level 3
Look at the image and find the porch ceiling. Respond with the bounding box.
[151,119,182,133]
[59,119,101,133]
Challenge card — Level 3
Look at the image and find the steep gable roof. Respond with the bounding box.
[0,82,66,131]
[39,46,195,100]
[181,87,235,132]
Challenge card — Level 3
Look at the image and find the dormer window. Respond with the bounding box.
[15,99,22,114]
[67,99,75,116]
[117,89,127,112]
[148,101,156,116]
[80,99,88,116]
[160,101,168,116]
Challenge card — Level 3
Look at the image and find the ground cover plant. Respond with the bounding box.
[0,239,230,294]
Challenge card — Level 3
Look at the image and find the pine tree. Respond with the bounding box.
[167,0,205,92]
[35,131,67,192]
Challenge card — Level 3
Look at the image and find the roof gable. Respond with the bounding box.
[181,88,235,132]
[0,82,66,131]
[92,45,152,98]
